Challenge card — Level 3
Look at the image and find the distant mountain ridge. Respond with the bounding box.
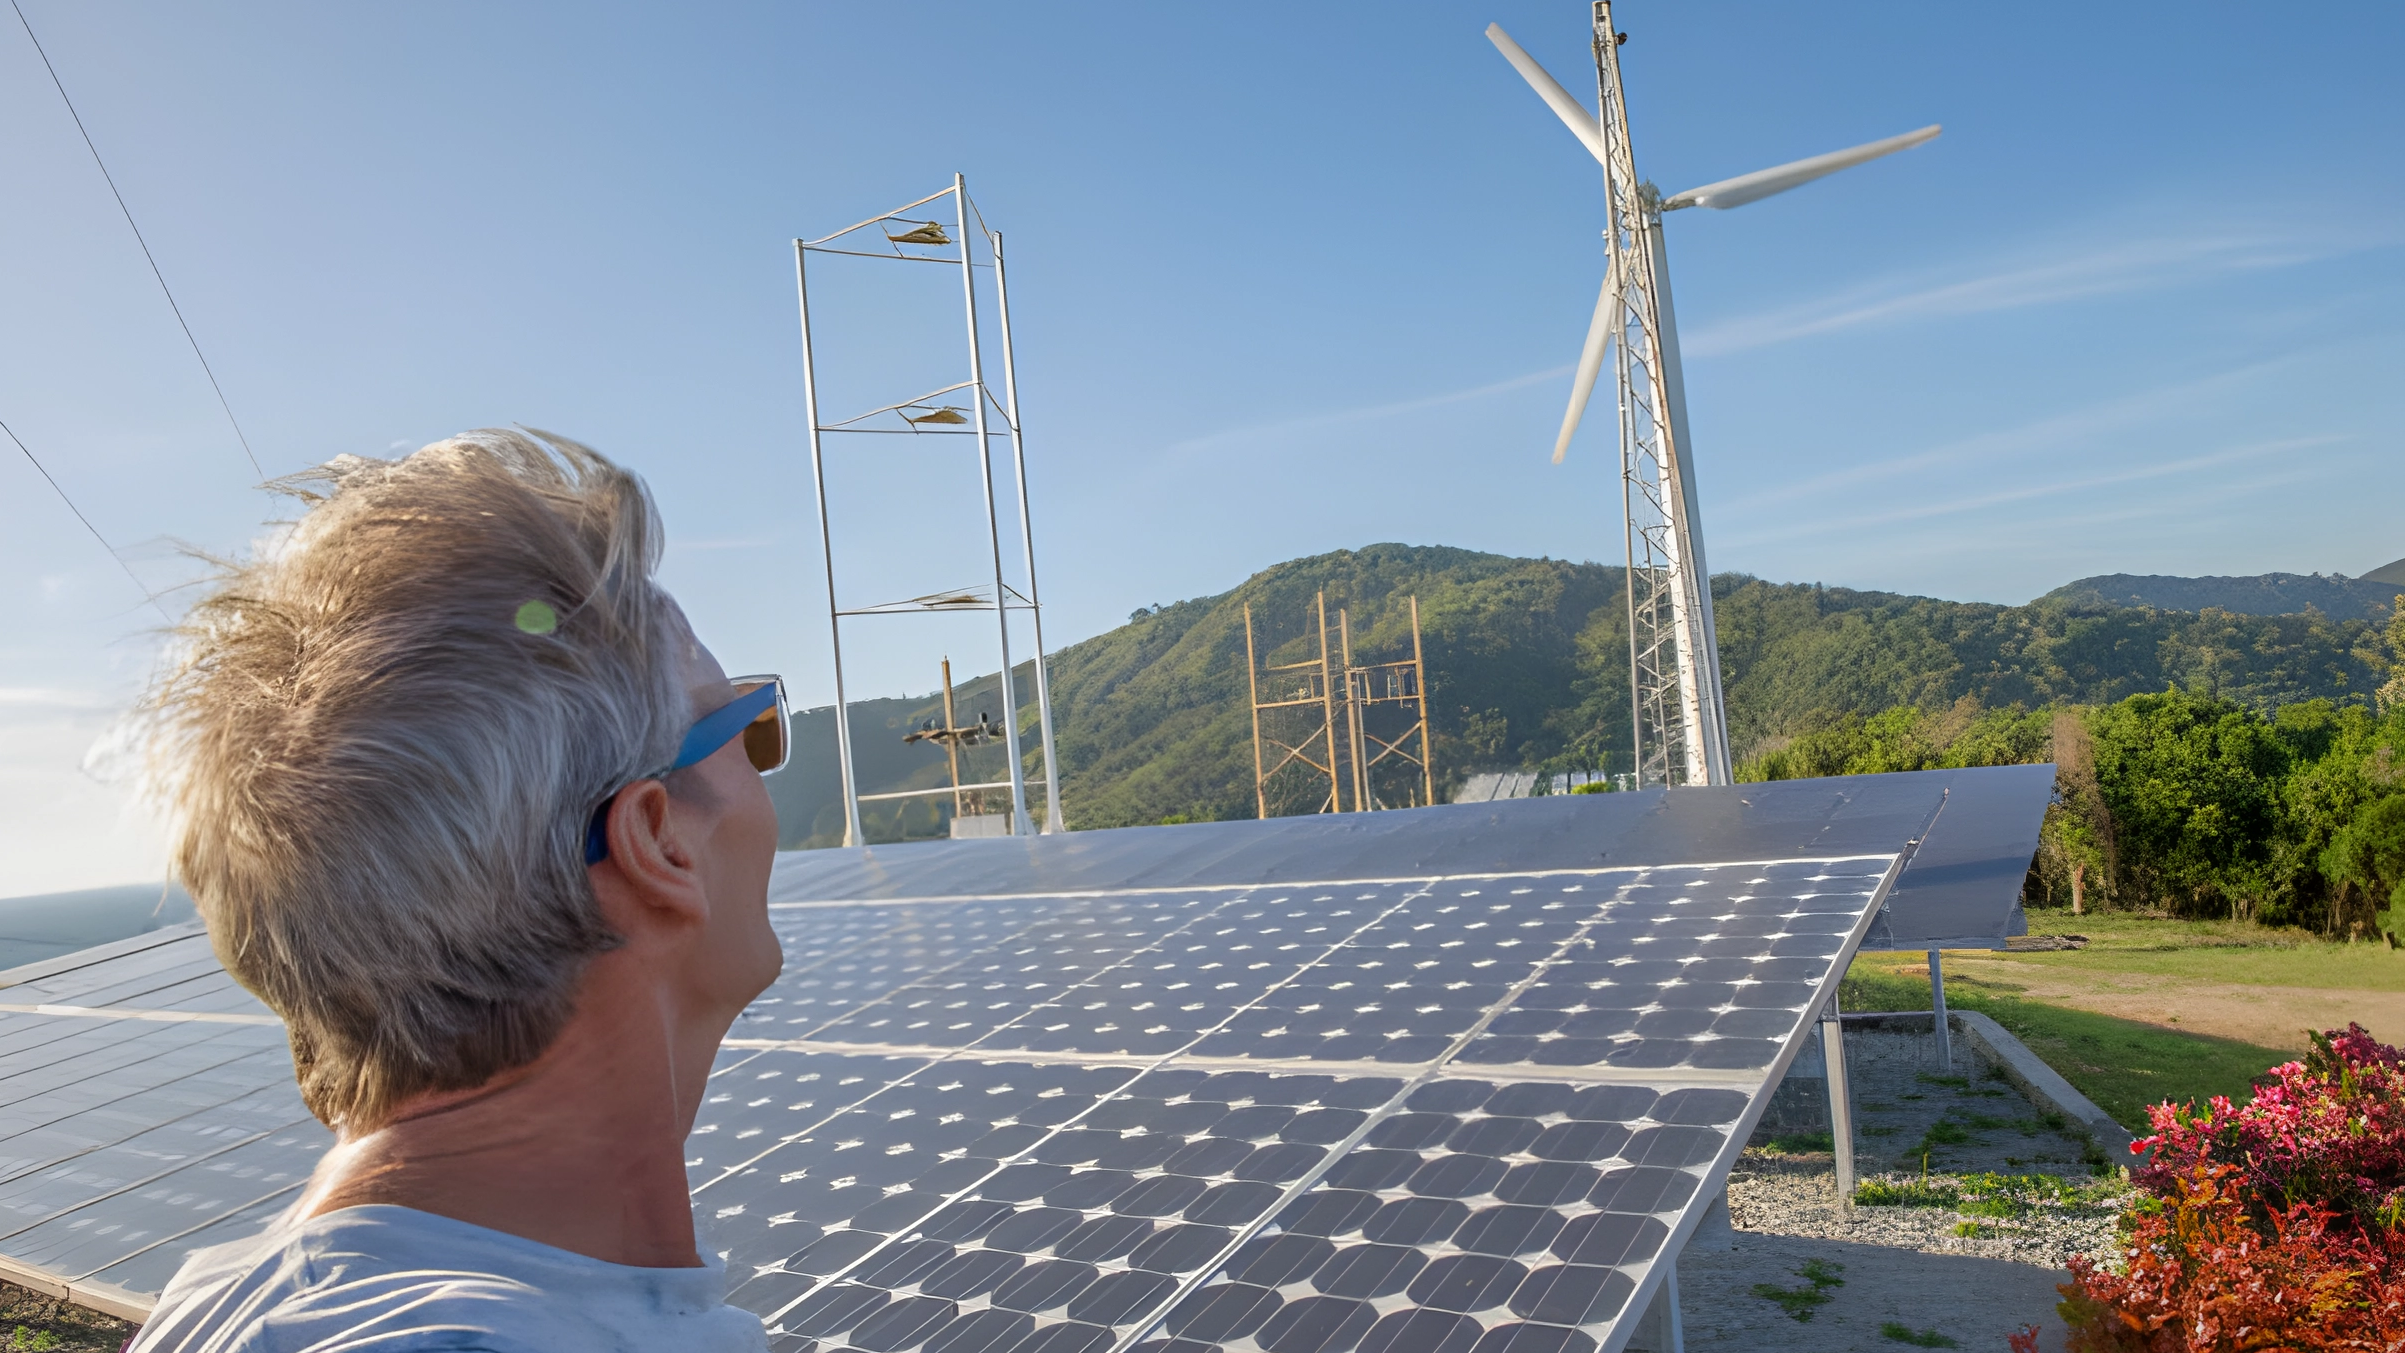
[769,544,2396,848]
[2043,565,2405,622]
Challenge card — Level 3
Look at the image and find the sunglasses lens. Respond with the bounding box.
[742,695,786,773]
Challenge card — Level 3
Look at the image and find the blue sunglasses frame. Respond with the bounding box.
[585,677,786,865]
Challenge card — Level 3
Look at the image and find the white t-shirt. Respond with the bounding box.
[130,1205,770,1353]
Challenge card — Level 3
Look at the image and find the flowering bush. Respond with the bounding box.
[2061,1165,2404,1349]
[2132,1025,2405,1234]
[2054,1025,2405,1350]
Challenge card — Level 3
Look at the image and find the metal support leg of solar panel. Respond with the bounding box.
[793,174,1066,844]
[0,766,2049,1348]
[1928,950,1952,1071]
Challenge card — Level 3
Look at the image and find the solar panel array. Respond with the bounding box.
[0,930,318,1317]
[0,826,1924,1351]
[701,853,1901,1353]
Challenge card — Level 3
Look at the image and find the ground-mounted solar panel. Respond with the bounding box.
[707,850,1903,1353]
[0,769,2048,1343]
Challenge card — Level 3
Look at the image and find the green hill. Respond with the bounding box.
[769,543,2393,847]
[2042,571,2405,622]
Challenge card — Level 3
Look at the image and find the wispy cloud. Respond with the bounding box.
[1157,363,1572,460]
[1715,354,2299,513]
[1725,435,2343,547]
[0,687,117,712]
[1686,226,2375,357]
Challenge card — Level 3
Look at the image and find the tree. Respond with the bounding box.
[2326,795,2405,933]
[2083,691,2289,919]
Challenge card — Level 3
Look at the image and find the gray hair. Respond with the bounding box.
[136,429,690,1130]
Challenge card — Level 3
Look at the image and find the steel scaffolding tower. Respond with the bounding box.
[793,175,1064,845]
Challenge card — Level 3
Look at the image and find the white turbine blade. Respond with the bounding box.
[1484,23,1608,166]
[1553,263,1618,464]
[1662,124,1940,211]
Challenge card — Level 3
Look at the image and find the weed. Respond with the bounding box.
[1751,1259,1845,1322]
[3,1333,57,1353]
[1759,1130,1833,1155]
[1862,1125,1901,1137]
[1855,1177,1957,1207]
[1919,1121,1972,1148]
[1900,1092,1927,1101]
[1880,1323,1960,1348]
[1952,1220,2016,1238]
[1918,1073,1971,1089]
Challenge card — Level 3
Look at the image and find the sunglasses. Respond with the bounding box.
[585,675,788,865]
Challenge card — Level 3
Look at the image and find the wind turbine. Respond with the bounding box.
[1486,7,1938,789]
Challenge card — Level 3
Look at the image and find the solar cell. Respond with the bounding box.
[0,766,2048,1342]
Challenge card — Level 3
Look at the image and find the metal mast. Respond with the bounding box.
[1588,1,1732,787]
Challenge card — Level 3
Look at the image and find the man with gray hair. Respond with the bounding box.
[128,430,784,1351]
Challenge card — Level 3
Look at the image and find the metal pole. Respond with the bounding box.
[953,174,1031,836]
[1341,609,1367,812]
[1618,365,1643,789]
[942,657,964,821]
[794,240,864,848]
[1644,216,1732,785]
[1411,596,1434,809]
[988,228,1066,833]
[1317,592,1342,814]
[1245,604,1268,820]
[1822,999,1855,1207]
[1659,1263,1685,1353]
[1928,949,1953,1071]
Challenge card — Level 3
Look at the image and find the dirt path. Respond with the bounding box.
[1939,958,2405,1052]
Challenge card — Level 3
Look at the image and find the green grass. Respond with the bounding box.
[1752,1259,1845,1322]
[1843,963,2289,1128]
[1854,1177,1958,1208]
[1917,1121,1972,1148]
[1880,1323,1960,1348]
[1759,1130,1834,1154]
[1999,913,2405,991]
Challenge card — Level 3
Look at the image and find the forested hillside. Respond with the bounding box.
[770,543,2396,848]
[2043,571,2405,622]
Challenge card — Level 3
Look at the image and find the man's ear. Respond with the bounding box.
[589,780,709,930]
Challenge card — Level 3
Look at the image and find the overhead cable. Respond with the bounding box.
[9,0,264,482]
[2,417,172,622]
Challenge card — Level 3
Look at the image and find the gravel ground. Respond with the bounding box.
[0,1281,134,1352]
[1649,1023,2129,1352]
[1730,1155,2123,1268]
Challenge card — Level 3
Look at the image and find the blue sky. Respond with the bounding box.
[4,1,2400,894]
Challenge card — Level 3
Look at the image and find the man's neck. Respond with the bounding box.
[295,957,713,1269]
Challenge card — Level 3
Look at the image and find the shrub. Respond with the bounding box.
[2131,1024,2405,1233]
[2057,1024,2405,1349]
[2060,1165,2405,1349]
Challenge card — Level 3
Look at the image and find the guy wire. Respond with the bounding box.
[10,0,265,482]
[2,418,172,623]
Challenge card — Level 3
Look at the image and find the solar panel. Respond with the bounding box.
[710,852,1903,1353]
[0,767,2049,1347]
